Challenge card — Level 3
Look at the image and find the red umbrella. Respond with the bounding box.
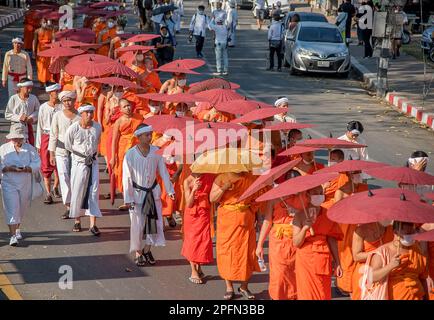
[45,11,63,20]
[413,229,434,241]
[231,107,289,124]
[365,166,434,185]
[328,188,434,224]
[215,99,273,115]
[156,65,200,75]
[90,1,120,8]
[424,192,434,201]
[194,89,244,106]
[159,93,209,103]
[278,146,321,157]
[162,59,205,70]
[50,39,101,50]
[49,57,67,74]
[262,122,315,131]
[90,77,142,89]
[68,54,113,65]
[104,10,129,19]
[115,45,154,53]
[102,62,139,78]
[238,158,302,201]
[65,58,113,77]
[189,78,240,93]
[55,28,96,43]
[314,160,389,174]
[136,93,168,102]
[38,46,84,58]
[296,138,367,149]
[256,172,338,202]
[124,34,160,43]
[143,115,200,133]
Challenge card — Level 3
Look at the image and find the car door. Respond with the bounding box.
[285,24,298,64]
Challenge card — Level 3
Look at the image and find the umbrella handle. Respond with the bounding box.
[299,193,315,236]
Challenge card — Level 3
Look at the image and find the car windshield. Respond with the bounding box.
[303,15,328,22]
[298,27,343,43]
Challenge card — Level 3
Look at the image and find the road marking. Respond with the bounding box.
[0,264,23,300]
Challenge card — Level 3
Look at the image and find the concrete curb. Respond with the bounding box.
[0,8,24,29]
[351,55,434,131]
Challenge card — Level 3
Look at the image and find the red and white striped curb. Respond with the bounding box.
[0,8,24,29]
[386,92,434,131]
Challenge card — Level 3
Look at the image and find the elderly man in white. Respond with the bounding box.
[64,104,102,236]
[123,124,175,266]
[0,127,41,246]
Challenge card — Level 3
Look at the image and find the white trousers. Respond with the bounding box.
[56,155,72,205]
[1,174,32,225]
[69,160,102,218]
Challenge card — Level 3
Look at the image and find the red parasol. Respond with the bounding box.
[90,77,142,89]
[215,99,273,115]
[90,1,120,8]
[162,59,206,70]
[38,46,84,58]
[262,122,315,131]
[328,188,434,224]
[296,138,367,149]
[64,57,114,77]
[278,146,321,157]
[413,229,434,241]
[156,65,200,75]
[189,78,240,93]
[143,115,200,133]
[256,172,339,202]
[49,57,67,74]
[231,107,289,124]
[115,45,154,53]
[158,93,209,103]
[314,160,389,174]
[124,34,160,43]
[55,28,96,43]
[68,54,113,64]
[238,158,302,201]
[45,11,64,20]
[101,62,139,78]
[136,93,167,102]
[424,192,434,200]
[194,89,244,106]
[364,166,434,185]
[104,10,129,19]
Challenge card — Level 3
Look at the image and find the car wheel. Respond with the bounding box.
[429,48,434,63]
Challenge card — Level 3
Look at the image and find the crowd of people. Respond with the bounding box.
[0,0,434,301]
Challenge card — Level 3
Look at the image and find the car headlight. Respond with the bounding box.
[296,48,314,56]
[335,51,348,57]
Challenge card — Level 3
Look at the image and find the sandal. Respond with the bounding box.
[223,291,235,300]
[118,204,130,211]
[238,287,255,300]
[73,222,81,232]
[135,255,146,267]
[188,277,203,284]
[61,210,70,220]
[143,251,156,265]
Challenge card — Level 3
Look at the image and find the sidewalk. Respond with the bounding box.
[0,6,24,29]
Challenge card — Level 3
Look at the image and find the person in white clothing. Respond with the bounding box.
[226,0,238,47]
[0,127,41,246]
[4,78,40,145]
[123,124,175,266]
[36,83,62,205]
[173,0,184,33]
[48,91,80,220]
[254,0,268,30]
[211,0,227,22]
[64,105,102,236]
[209,17,231,76]
[189,4,210,58]
[338,120,369,161]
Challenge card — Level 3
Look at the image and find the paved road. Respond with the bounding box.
[0,2,433,300]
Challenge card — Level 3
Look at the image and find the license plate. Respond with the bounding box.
[317,61,330,67]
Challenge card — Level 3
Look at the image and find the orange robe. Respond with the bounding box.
[268,196,301,300]
[141,71,162,92]
[214,173,263,281]
[351,226,394,300]
[77,83,101,112]
[61,71,74,91]
[98,28,117,57]
[24,12,38,50]
[113,115,143,192]
[181,174,216,264]
[36,29,53,83]
[295,207,344,300]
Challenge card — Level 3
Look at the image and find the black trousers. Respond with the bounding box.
[362,29,373,58]
[269,45,282,69]
[195,35,205,55]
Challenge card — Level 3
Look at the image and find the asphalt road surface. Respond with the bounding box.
[0,2,432,300]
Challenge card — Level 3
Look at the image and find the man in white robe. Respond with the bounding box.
[64,104,102,236]
[123,124,175,266]
[337,120,369,161]
[48,91,80,219]
[36,83,62,204]
[226,0,238,47]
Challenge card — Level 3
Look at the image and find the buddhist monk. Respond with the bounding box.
[322,149,345,206]
[75,76,101,110]
[181,173,216,284]
[96,18,117,56]
[110,99,143,210]
[24,10,39,50]
[160,72,189,94]
[364,221,429,300]
[202,108,234,122]
[210,171,264,300]
[292,150,325,176]
[139,57,162,92]
[33,18,54,86]
[272,129,304,170]
[351,222,394,300]
[109,25,126,59]
[292,185,343,300]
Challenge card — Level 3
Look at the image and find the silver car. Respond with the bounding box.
[283,21,351,77]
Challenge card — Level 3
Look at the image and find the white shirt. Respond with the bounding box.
[190,12,209,37]
[226,6,238,28]
[208,20,230,43]
[268,20,284,41]
[35,102,61,149]
[337,133,369,161]
[212,8,227,22]
[48,110,80,157]
[255,0,267,10]
[0,142,41,183]
[64,121,101,163]
[5,94,40,137]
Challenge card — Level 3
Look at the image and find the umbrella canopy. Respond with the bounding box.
[413,229,434,241]
[104,10,129,19]
[262,122,315,131]
[68,53,113,65]
[136,93,208,103]
[328,188,434,224]
[215,99,274,115]
[424,192,434,201]
[49,57,67,74]
[194,89,244,106]
[136,93,168,102]
[156,65,200,75]
[189,78,240,93]
[364,166,434,185]
[50,39,101,50]
[278,146,321,157]
[55,28,95,40]
[314,160,389,174]
[296,138,367,149]
[238,158,302,201]
[190,148,262,174]
[124,33,160,44]
[90,1,120,8]
[65,58,113,77]
[143,114,200,133]
[152,3,178,15]
[102,62,139,78]
[90,77,142,89]
[115,45,154,53]
[256,172,339,202]
[162,59,205,70]
[37,46,84,58]
[45,11,63,20]
[231,107,289,124]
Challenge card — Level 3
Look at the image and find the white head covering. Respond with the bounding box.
[12,37,24,44]
[6,127,25,140]
[45,83,61,92]
[274,97,289,107]
[134,125,153,137]
[77,105,95,114]
[58,90,77,101]
[17,80,33,87]
[350,129,361,135]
